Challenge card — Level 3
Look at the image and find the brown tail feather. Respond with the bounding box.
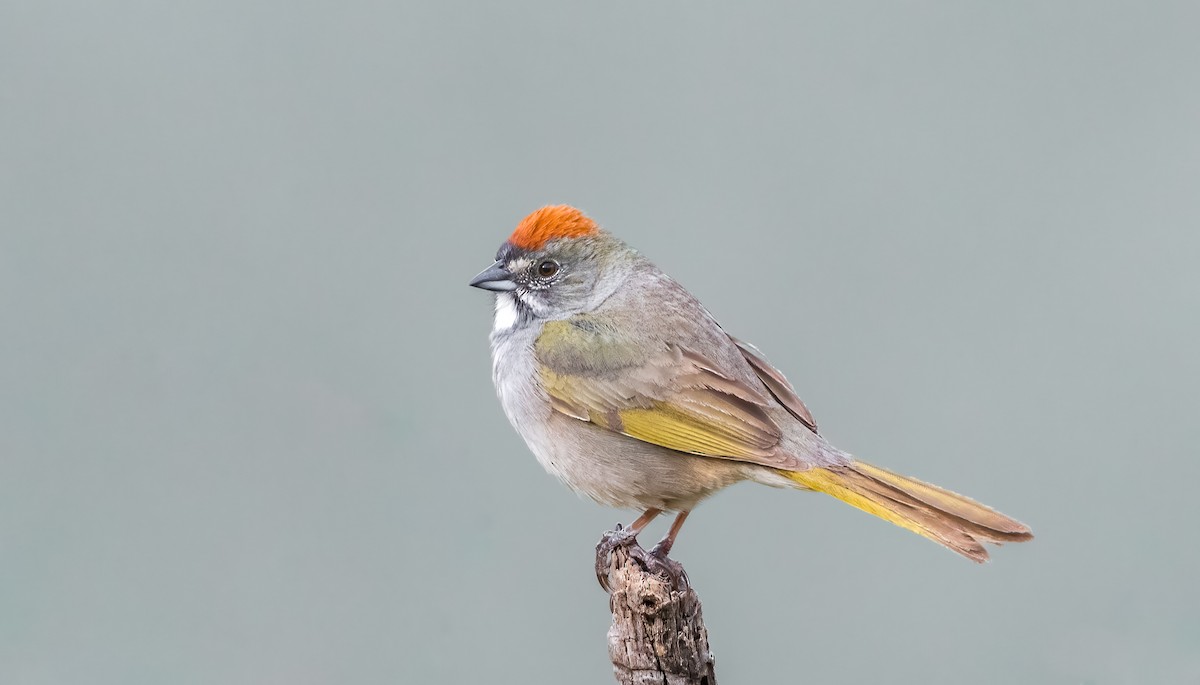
[783,460,1033,562]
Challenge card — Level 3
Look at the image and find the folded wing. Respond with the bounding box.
[536,317,800,469]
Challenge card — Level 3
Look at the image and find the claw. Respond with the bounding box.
[595,524,641,592]
[595,510,663,593]
[636,542,689,590]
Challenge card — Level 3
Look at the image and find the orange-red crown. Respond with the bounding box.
[508,205,599,251]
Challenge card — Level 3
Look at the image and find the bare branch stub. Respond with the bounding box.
[602,543,717,685]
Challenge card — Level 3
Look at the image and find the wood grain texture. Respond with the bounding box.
[602,544,717,685]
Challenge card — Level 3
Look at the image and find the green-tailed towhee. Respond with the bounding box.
[470,205,1031,587]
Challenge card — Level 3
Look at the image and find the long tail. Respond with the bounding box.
[783,461,1033,562]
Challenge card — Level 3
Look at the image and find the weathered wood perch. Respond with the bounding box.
[600,540,718,685]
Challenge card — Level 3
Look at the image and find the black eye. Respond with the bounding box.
[537,260,560,277]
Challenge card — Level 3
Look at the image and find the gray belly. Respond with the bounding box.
[521,409,749,511]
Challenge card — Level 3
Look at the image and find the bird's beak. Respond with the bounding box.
[468,260,517,292]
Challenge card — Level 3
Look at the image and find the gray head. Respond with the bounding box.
[468,206,636,330]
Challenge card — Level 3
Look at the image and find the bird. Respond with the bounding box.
[470,205,1032,588]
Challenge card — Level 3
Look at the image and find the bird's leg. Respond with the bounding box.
[649,510,689,558]
[595,508,661,591]
[631,510,691,589]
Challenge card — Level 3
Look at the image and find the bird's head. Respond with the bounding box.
[469,205,632,331]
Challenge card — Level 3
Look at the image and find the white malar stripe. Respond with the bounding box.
[493,293,519,332]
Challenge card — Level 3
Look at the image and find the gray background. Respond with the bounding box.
[2,2,1197,683]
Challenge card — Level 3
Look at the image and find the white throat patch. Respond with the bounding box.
[493,293,520,332]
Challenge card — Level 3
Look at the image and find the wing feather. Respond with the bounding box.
[731,337,818,433]
[536,318,785,463]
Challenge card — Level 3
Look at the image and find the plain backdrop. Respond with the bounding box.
[2,2,1198,683]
